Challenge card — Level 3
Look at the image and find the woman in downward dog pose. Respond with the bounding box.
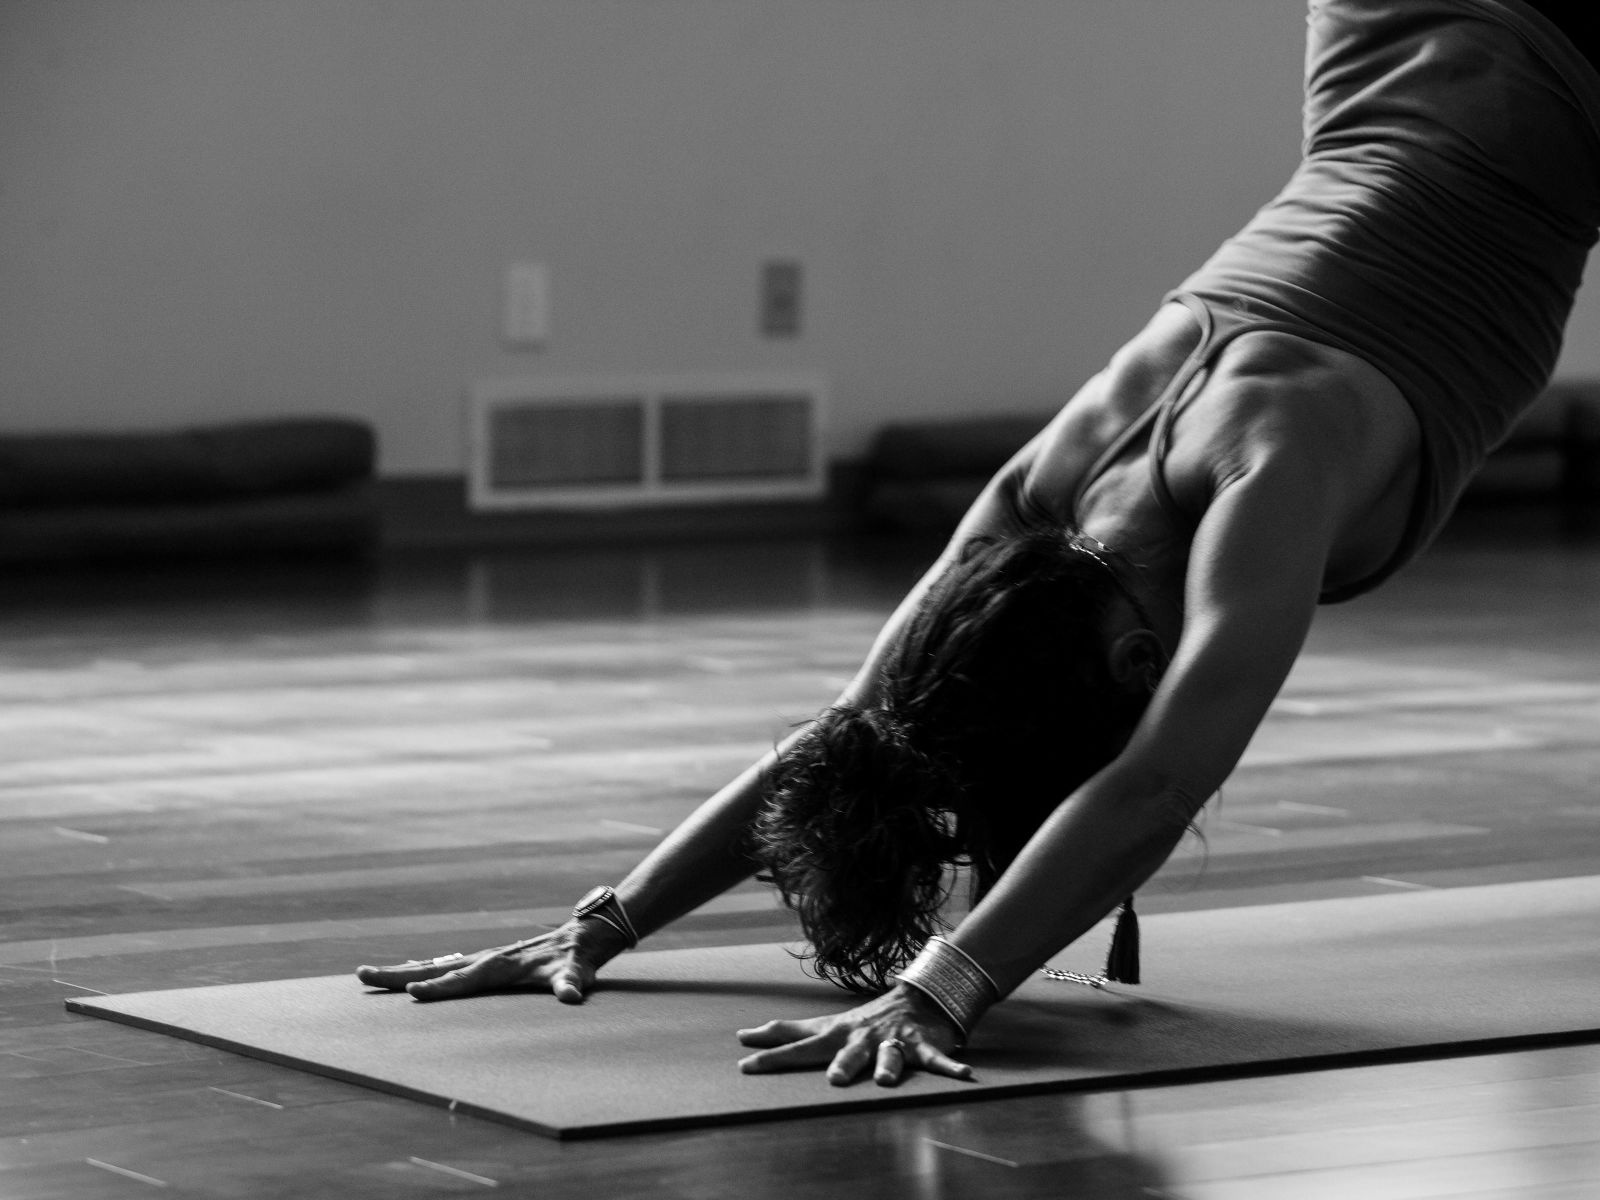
[359,0,1600,1086]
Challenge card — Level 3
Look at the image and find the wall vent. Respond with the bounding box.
[467,373,826,509]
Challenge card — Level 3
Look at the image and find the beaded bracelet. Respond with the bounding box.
[895,936,999,1043]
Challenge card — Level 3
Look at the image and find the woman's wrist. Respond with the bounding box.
[566,915,632,965]
[567,883,640,965]
[889,979,971,1045]
[571,884,639,946]
[894,936,1000,1045]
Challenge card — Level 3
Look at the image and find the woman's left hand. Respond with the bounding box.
[736,983,976,1087]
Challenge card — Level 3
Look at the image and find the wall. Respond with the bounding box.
[5,2,1594,476]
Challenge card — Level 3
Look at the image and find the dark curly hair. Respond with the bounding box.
[752,528,1158,992]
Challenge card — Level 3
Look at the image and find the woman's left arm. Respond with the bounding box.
[738,457,1341,1084]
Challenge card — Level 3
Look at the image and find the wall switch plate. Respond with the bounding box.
[760,259,802,337]
[503,261,550,348]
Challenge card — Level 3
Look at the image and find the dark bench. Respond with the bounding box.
[0,418,378,563]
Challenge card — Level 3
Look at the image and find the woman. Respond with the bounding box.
[359,0,1600,1088]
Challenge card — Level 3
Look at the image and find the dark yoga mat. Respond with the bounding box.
[66,877,1600,1138]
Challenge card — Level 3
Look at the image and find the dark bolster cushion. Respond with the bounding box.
[0,488,377,563]
[866,414,1050,482]
[0,419,376,508]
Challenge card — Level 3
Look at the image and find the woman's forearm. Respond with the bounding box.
[613,732,804,941]
[947,767,1198,997]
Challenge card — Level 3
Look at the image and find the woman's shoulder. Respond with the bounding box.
[1159,329,1423,583]
[1169,328,1417,474]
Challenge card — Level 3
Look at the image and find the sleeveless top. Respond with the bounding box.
[1148,0,1600,601]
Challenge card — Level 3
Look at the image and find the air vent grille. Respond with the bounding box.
[467,373,825,509]
[487,399,644,489]
[660,394,813,482]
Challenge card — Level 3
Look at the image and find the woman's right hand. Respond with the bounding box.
[354,920,623,1004]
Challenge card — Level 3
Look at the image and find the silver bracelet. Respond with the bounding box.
[895,936,999,1042]
[571,884,639,948]
[585,910,634,945]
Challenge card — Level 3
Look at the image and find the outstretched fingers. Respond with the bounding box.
[549,962,590,1005]
[404,947,557,1002]
[911,1039,975,1082]
[356,927,598,1005]
[735,1018,824,1048]
[848,1035,973,1087]
[737,1028,840,1075]
[403,961,493,1001]
[355,953,473,991]
[737,1022,975,1086]
[825,1029,878,1087]
[872,1038,906,1087]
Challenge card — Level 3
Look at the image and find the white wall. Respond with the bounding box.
[5,2,1594,476]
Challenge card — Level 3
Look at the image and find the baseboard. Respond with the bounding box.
[375,462,870,551]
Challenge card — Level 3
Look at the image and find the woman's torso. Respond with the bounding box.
[998,301,1422,607]
[984,0,1600,608]
[1174,0,1600,572]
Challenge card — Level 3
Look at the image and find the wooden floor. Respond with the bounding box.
[4,513,1600,1198]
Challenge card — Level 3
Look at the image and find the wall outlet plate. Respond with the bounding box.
[760,259,802,337]
[503,261,550,348]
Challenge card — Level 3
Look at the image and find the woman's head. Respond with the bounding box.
[752,528,1163,992]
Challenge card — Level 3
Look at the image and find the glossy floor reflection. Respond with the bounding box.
[3,512,1599,1198]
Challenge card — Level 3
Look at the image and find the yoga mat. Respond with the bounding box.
[66,877,1600,1139]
